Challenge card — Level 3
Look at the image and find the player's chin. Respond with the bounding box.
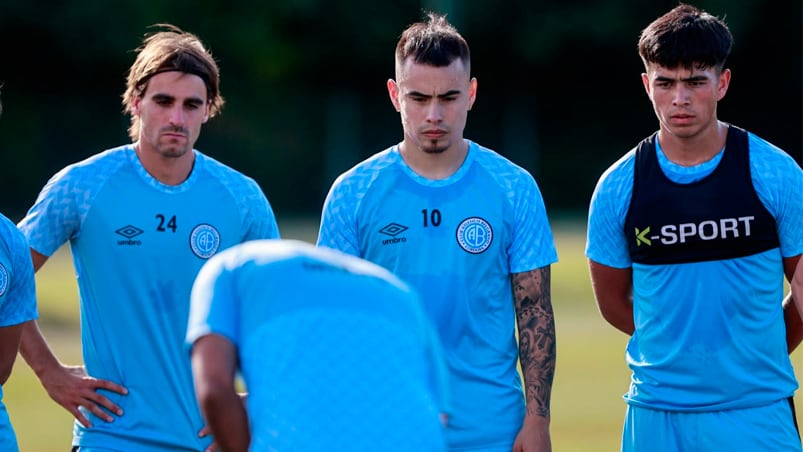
[420,140,449,154]
[159,146,190,158]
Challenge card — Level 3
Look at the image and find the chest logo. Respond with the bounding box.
[456,217,493,254]
[0,264,7,297]
[379,222,408,245]
[115,225,144,246]
[190,224,221,259]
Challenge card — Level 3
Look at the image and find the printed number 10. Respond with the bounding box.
[422,209,442,227]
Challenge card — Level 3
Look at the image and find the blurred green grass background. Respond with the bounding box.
[4,217,801,451]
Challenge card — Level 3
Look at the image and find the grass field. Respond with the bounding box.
[3,217,800,451]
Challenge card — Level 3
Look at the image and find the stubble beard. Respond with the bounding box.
[158,143,190,159]
[420,138,449,154]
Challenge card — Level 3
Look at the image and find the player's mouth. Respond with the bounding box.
[422,129,447,139]
[670,113,695,124]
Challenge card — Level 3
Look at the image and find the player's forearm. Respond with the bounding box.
[19,320,63,379]
[200,390,250,452]
[783,292,802,353]
[512,267,556,419]
[0,323,26,384]
[518,321,556,419]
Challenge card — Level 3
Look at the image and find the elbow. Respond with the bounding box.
[596,302,634,336]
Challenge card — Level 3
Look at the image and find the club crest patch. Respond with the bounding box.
[0,264,7,297]
[189,224,221,259]
[456,217,493,254]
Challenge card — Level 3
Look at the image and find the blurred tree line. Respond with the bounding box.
[0,0,800,220]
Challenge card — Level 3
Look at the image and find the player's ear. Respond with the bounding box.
[716,68,731,101]
[387,79,401,112]
[132,96,142,116]
[468,77,478,111]
[641,73,652,100]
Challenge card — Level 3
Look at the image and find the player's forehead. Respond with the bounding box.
[142,71,208,102]
[396,58,469,94]
[645,62,717,80]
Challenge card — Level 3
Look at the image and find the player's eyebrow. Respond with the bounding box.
[654,74,708,83]
[407,89,462,99]
[151,93,206,106]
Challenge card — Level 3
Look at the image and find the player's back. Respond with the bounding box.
[197,240,448,451]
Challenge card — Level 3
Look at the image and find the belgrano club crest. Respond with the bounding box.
[456,217,493,254]
[190,224,221,259]
[0,263,7,297]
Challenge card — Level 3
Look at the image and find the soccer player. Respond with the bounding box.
[0,93,39,452]
[586,4,803,451]
[317,12,558,451]
[17,24,279,451]
[188,239,449,451]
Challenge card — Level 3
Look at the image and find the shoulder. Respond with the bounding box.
[0,213,28,264]
[467,142,542,205]
[46,146,131,189]
[328,147,398,194]
[470,142,534,182]
[0,214,24,246]
[196,152,266,198]
[747,131,801,172]
[593,148,636,195]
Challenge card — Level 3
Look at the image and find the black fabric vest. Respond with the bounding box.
[624,125,779,265]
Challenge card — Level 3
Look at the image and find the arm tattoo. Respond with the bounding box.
[512,266,555,419]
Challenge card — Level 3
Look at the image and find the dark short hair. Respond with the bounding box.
[638,4,733,72]
[395,12,470,75]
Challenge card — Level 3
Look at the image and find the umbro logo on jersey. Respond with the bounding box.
[116,225,143,246]
[379,223,408,245]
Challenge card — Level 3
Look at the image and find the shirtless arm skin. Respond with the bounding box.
[192,334,250,452]
[588,260,634,336]
[783,254,802,353]
[0,322,28,385]
[512,266,555,452]
[19,249,127,428]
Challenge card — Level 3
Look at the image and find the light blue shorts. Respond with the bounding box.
[622,398,801,451]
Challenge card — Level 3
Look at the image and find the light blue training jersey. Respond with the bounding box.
[18,145,279,451]
[586,130,803,411]
[318,141,558,451]
[0,214,37,452]
[187,239,449,452]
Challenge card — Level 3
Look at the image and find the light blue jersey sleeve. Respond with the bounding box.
[490,158,558,272]
[0,215,37,327]
[19,151,122,256]
[317,151,394,255]
[585,150,636,268]
[747,134,803,257]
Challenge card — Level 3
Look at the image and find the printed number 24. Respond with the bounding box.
[156,214,177,232]
[422,209,441,227]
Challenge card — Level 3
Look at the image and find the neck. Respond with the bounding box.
[134,142,195,186]
[657,120,728,166]
[399,139,469,180]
